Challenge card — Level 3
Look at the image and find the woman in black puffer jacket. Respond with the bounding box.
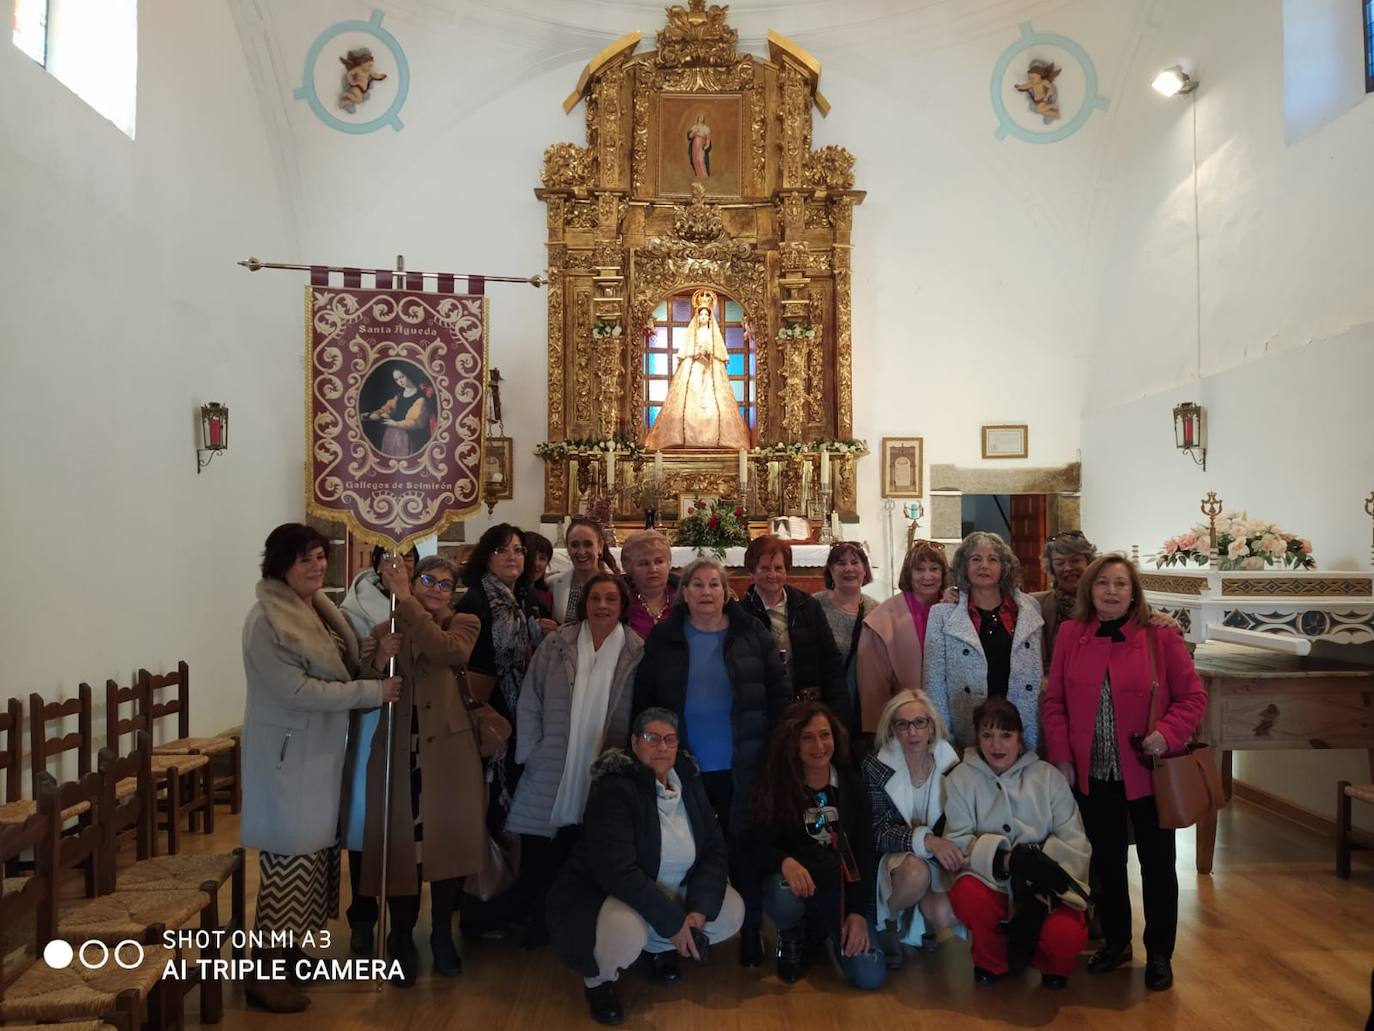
[632,556,789,968]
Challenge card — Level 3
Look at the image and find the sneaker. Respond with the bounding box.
[585,982,625,1026]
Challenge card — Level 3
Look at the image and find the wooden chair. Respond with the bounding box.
[1336,780,1374,878]
[100,737,246,970]
[1,696,21,802]
[0,793,154,1031]
[142,663,241,816]
[106,678,212,856]
[2,691,96,852]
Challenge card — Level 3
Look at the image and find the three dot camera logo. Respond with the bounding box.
[46,931,402,983]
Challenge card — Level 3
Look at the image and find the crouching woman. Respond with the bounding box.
[547,708,744,1026]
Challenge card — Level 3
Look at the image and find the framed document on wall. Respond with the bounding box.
[981,424,1028,459]
[881,437,923,498]
[483,436,514,500]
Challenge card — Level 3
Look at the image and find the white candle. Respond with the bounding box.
[654,450,663,475]
[819,448,830,486]
[606,450,615,489]
[738,449,748,483]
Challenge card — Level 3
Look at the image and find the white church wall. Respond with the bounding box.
[0,0,301,747]
[1082,0,1374,828]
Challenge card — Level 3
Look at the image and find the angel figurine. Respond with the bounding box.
[1015,60,1061,123]
[339,48,387,112]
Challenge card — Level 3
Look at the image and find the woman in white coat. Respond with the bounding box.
[860,690,964,968]
[240,523,400,1011]
[924,532,1045,752]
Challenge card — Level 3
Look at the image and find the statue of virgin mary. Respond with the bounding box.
[643,291,752,450]
[644,289,752,450]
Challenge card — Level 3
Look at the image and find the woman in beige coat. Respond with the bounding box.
[856,541,949,734]
[359,555,481,985]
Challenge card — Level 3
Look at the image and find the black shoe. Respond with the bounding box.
[1041,973,1069,990]
[350,924,374,957]
[973,966,1000,986]
[386,930,419,988]
[1087,941,1132,974]
[1145,954,1173,992]
[647,950,681,986]
[738,926,764,968]
[585,982,625,1026]
[430,930,462,977]
[775,929,807,984]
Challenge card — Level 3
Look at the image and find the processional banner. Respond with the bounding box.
[306,276,487,552]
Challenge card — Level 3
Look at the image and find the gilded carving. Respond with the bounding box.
[778,241,807,272]
[777,192,805,237]
[673,182,725,242]
[804,204,832,230]
[597,335,621,437]
[778,335,807,440]
[596,193,625,234]
[656,0,738,68]
[749,64,766,190]
[573,288,593,432]
[632,73,652,197]
[545,460,567,514]
[542,143,593,189]
[545,195,565,234]
[829,195,854,231]
[834,255,852,438]
[1138,574,1205,596]
[834,454,857,515]
[803,251,833,275]
[670,470,743,504]
[779,67,807,187]
[803,145,855,191]
[565,203,597,229]
[782,456,803,515]
[546,275,565,439]
[594,69,623,189]
[805,296,824,428]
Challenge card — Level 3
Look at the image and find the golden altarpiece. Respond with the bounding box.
[535,1,866,526]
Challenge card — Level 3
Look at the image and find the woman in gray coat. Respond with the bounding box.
[508,572,643,948]
[924,532,1045,753]
[240,523,400,1012]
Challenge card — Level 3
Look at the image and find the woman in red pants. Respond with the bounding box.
[942,698,1090,989]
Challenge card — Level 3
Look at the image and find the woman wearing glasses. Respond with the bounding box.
[857,540,949,735]
[861,690,963,968]
[453,523,548,935]
[548,516,621,625]
[1042,554,1207,992]
[547,708,744,1026]
[753,701,886,989]
[507,572,644,949]
[355,556,480,983]
[633,556,789,968]
[924,532,1045,753]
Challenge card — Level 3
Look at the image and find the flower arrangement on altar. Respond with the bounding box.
[751,438,869,457]
[777,323,818,341]
[673,498,750,557]
[534,435,646,460]
[591,320,623,339]
[1156,510,1315,570]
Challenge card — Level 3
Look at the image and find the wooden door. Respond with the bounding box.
[1010,495,1048,592]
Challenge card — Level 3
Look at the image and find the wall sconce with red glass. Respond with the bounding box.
[197,402,229,474]
[1172,401,1206,470]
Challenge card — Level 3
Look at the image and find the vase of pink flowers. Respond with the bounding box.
[1156,510,1314,570]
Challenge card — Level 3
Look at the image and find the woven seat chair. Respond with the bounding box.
[142,663,241,816]
[106,677,212,855]
[100,741,246,967]
[1337,780,1374,879]
[0,685,97,838]
[0,796,171,1031]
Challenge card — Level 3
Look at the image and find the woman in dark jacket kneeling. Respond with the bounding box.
[548,708,744,1026]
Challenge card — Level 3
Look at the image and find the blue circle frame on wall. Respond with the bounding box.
[293,10,409,134]
[991,22,1109,144]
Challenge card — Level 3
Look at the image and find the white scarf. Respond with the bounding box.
[550,621,626,827]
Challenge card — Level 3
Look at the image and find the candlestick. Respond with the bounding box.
[1201,491,1223,569]
[819,448,830,487]
[1365,490,1374,569]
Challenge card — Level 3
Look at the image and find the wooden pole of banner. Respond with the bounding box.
[237,256,547,287]
[375,583,398,989]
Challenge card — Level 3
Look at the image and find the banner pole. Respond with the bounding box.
[238,256,546,287]
[375,583,398,989]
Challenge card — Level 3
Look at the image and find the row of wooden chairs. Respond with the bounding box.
[1,663,242,856]
[0,732,245,1028]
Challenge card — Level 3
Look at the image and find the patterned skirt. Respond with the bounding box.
[254,846,340,934]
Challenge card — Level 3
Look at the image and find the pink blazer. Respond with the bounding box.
[1042,619,1207,801]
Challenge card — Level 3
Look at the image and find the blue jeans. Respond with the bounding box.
[763,873,886,990]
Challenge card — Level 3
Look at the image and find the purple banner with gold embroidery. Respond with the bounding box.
[306,285,487,551]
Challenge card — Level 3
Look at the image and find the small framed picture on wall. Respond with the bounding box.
[981,424,1028,459]
[483,436,514,500]
[881,437,923,498]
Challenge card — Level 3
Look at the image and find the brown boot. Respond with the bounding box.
[245,949,310,1013]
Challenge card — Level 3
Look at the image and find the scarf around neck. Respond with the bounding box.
[550,622,627,827]
[483,572,532,711]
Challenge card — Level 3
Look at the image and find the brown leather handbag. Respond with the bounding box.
[1144,628,1225,829]
[458,668,510,759]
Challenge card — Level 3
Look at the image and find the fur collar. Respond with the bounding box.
[255,578,358,680]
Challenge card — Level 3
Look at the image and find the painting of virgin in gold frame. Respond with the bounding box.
[658,93,743,198]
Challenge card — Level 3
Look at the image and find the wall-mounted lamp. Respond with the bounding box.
[1152,65,1198,97]
[197,402,228,474]
[1173,401,1206,470]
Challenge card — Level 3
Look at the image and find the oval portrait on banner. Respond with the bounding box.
[359,359,437,458]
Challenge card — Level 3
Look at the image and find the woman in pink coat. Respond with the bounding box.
[1042,553,1207,994]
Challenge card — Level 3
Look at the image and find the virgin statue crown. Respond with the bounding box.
[691,288,718,312]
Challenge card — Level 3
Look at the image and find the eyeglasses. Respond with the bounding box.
[494,545,527,557]
[417,574,455,592]
[908,539,946,552]
[638,732,679,748]
[893,716,933,733]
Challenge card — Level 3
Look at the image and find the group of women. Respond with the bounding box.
[239,519,1207,1022]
